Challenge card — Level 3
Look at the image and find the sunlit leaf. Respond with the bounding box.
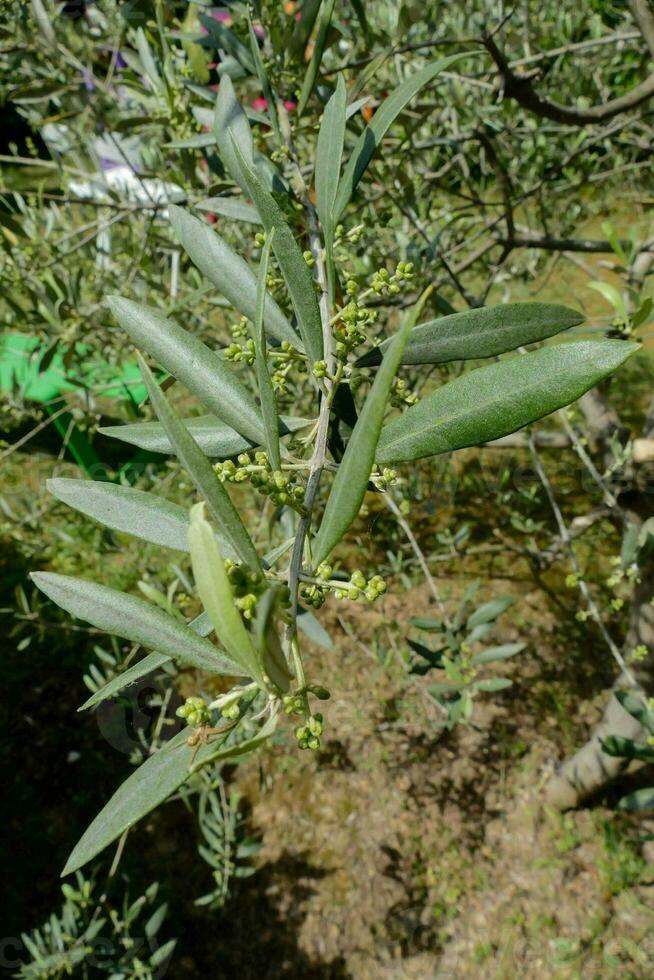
[231,138,324,366]
[334,54,470,220]
[168,206,299,349]
[107,296,265,445]
[138,356,261,572]
[356,303,585,367]
[62,714,277,875]
[188,503,265,686]
[79,613,212,711]
[213,73,255,194]
[99,414,310,459]
[312,289,431,565]
[252,229,281,469]
[30,572,241,676]
[377,341,637,464]
[315,74,347,237]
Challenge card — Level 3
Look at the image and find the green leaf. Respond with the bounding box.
[198,13,255,73]
[615,689,654,734]
[472,642,526,665]
[168,207,299,349]
[588,281,627,319]
[315,74,346,236]
[246,13,281,143]
[46,478,238,557]
[290,0,321,57]
[312,289,431,566]
[333,54,470,220]
[252,230,281,469]
[618,787,654,812]
[601,735,654,763]
[62,714,276,875]
[137,356,261,572]
[188,503,265,686]
[297,0,337,115]
[356,303,585,367]
[231,138,324,366]
[195,197,261,224]
[99,414,310,459]
[213,73,255,195]
[297,607,334,650]
[466,596,513,630]
[107,296,264,445]
[30,572,241,676]
[377,341,638,465]
[475,678,513,692]
[79,614,212,711]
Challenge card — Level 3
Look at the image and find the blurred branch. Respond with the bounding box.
[483,31,654,125]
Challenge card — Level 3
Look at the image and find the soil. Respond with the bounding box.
[182,580,654,979]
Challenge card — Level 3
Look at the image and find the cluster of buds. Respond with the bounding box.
[221,559,264,620]
[606,555,641,588]
[370,466,399,490]
[283,684,330,751]
[230,315,249,339]
[390,377,418,408]
[370,261,414,296]
[333,298,377,362]
[301,563,387,609]
[225,338,256,365]
[269,339,305,393]
[283,683,330,716]
[334,223,365,245]
[214,451,307,514]
[627,644,649,665]
[294,713,323,751]
[177,696,210,728]
[334,569,387,603]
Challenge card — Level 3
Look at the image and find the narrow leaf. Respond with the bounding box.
[231,138,324,366]
[475,678,512,692]
[618,787,654,812]
[213,73,255,194]
[312,290,431,566]
[188,503,265,686]
[198,13,255,73]
[99,414,310,459]
[472,642,526,665]
[334,54,470,220]
[297,0,337,115]
[107,296,265,445]
[46,478,235,556]
[246,14,281,143]
[195,197,261,224]
[466,596,513,629]
[62,713,277,875]
[315,74,347,235]
[601,736,654,763]
[356,303,585,367]
[31,572,241,676]
[297,608,334,650]
[79,614,212,710]
[252,230,281,469]
[168,206,299,349]
[137,357,261,571]
[377,341,638,465]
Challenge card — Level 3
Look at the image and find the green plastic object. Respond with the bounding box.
[1,333,152,480]
[0,333,148,404]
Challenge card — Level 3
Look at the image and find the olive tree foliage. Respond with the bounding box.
[2,5,654,891]
[16,1,640,876]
